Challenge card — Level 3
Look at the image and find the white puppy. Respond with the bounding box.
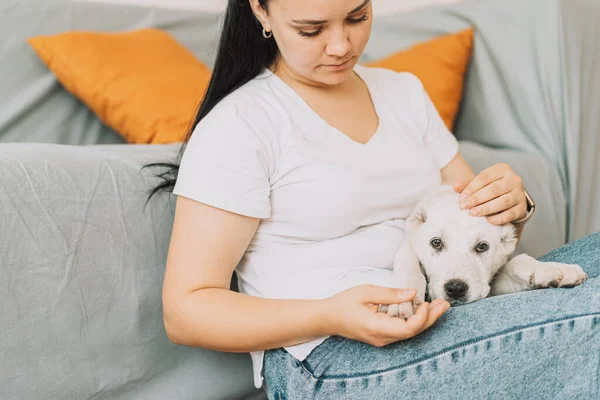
[380,185,588,318]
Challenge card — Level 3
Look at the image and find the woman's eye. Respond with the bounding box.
[430,238,443,250]
[298,28,322,37]
[348,14,369,24]
[475,242,490,253]
[298,14,369,37]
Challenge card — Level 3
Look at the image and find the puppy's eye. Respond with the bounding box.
[475,241,489,253]
[430,238,443,250]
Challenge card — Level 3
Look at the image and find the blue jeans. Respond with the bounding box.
[263,231,600,399]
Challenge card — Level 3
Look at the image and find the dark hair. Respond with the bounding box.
[142,0,278,206]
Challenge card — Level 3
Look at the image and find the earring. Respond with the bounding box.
[262,28,273,39]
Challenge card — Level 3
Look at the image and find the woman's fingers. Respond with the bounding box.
[487,205,526,225]
[400,302,430,337]
[459,179,512,211]
[421,300,451,331]
[362,285,417,306]
[371,303,426,338]
[458,163,526,221]
[468,189,521,217]
[459,164,506,200]
[453,180,470,194]
[373,300,450,346]
[377,301,446,340]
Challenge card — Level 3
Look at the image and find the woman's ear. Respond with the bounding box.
[249,0,272,32]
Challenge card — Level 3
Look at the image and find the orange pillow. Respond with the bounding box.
[366,28,474,130]
[28,27,473,144]
[28,28,211,144]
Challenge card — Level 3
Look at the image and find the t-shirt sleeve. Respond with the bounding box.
[172,103,273,219]
[407,73,460,169]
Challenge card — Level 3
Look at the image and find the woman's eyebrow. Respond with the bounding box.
[291,0,371,25]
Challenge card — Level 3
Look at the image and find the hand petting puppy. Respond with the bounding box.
[452,163,528,226]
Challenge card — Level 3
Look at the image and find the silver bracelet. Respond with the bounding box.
[512,188,536,225]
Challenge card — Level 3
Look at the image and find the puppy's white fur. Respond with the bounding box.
[380,185,588,318]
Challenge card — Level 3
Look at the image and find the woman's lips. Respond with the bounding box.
[324,58,353,71]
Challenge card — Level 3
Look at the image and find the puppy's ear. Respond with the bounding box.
[499,223,518,255]
[392,239,427,305]
[407,200,428,232]
[490,224,518,275]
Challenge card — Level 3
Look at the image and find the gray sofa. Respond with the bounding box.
[1,0,598,399]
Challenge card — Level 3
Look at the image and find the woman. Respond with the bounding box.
[145,0,600,398]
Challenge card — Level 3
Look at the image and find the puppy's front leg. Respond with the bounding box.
[378,239,427,319]
[490,253,588,296]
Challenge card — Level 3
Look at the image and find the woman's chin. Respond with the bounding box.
[315,65,355,86]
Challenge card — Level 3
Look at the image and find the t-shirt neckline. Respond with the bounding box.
[258,65,383,148]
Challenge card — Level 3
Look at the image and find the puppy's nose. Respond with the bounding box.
[444,279,469,300]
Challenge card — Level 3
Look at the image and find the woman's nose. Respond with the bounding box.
[325,28,351,58]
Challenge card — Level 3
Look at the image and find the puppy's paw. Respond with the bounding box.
[530,262,588,289]
[378,301,416,319]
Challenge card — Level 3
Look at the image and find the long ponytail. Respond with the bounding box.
[142,0,277,205]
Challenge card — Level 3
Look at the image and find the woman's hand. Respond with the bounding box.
[453,163,528,225]
[323,285,450,347]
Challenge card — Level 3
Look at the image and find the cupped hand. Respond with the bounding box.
[323,285,450,348]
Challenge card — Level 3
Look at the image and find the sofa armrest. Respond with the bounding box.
[0,143,263,400]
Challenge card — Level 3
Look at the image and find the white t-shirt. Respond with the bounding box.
[172,64,459,389]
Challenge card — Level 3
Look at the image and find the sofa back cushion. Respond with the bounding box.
[0,0,220,145]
